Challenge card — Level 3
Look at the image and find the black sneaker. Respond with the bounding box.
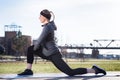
[18,69,33,76]
[92,65,106,75]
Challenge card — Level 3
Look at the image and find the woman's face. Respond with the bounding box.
[39,15,46,23]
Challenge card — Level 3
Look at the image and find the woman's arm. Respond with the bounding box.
[34,26,50,50]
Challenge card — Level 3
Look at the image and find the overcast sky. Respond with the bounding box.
[0,0,120,47]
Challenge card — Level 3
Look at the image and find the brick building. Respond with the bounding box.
[0,31,31,56]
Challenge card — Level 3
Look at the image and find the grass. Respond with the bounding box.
[0,59,120,74]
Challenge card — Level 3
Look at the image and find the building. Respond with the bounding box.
[0,31,32,56]
[0,23,32,56]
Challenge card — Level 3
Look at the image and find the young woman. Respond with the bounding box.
[18,9,106,76]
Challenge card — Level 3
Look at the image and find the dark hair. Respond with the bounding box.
[40,9,51,20]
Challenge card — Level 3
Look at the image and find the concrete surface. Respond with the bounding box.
[0,71,120,80]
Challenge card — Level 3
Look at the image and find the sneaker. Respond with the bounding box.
[92,65,106,75]
[18,69,33,76]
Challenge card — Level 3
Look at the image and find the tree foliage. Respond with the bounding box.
[11,31,27,55]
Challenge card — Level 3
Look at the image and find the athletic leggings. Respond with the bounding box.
[27,46,87,76]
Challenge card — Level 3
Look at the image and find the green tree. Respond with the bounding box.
[12,31,27,60]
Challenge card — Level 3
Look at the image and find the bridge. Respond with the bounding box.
[59,39,120,50]
[59,46,120,49]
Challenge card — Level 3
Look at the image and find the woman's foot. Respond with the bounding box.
[18,69,33,76]
[92,65,106,75]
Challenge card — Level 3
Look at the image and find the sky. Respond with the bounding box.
[0,0,120,54]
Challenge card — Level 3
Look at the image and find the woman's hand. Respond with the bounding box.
[33,42,39,51]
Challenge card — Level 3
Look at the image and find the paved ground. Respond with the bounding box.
[0,72,120,80]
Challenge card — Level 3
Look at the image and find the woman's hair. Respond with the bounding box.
[40,9,55,21]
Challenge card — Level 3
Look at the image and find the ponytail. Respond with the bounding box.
[50,11,55,21]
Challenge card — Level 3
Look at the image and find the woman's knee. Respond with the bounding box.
[65,70,74,76]
[28,45,34,51]
[28,45,34,50]
[27,46,34,55]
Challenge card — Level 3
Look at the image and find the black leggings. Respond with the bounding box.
[27,46,87,76]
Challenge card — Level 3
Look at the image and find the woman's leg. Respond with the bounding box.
[26,45,35,69]
[50,53,106,76]
[50,53,88,76]
[18,45,35,75]
[26,45,48,69]
[27,45,35,64]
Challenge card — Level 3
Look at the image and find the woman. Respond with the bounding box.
[18,9,106,76]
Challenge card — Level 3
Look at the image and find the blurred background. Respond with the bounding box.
[0,0,120,61]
